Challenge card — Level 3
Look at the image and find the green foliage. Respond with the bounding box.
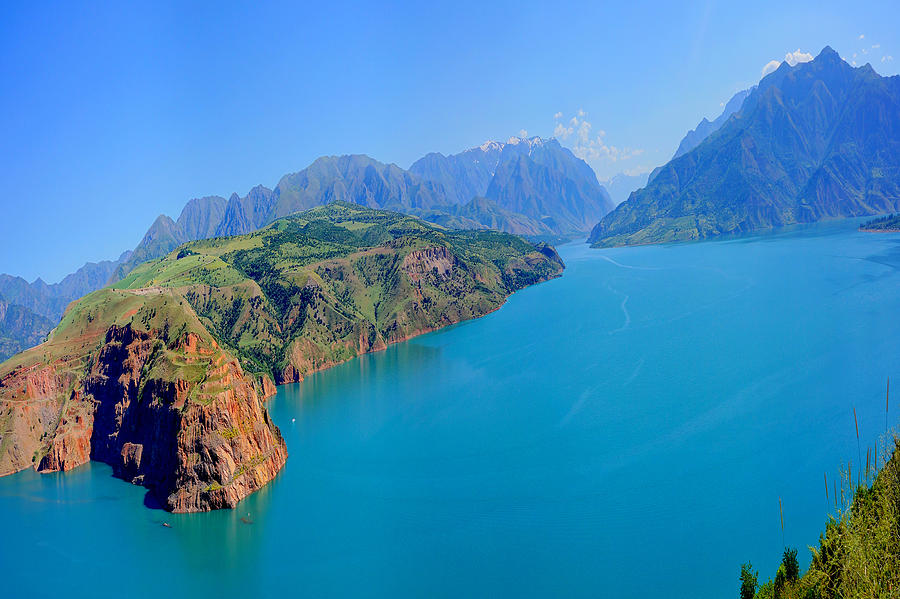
[740,562,758,599]
[756,580,775,599]
[782,548,800,583]
[745,438,900,599]
[2,203,562,393]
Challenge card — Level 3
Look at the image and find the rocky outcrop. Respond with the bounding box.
[0,363,86,475]
[0,324,287,512]
[402,246,456,282]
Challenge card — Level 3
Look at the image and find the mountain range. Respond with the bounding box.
[591,47,900,247]
[0,252,132,361]
[114,136,609,280]
[0,136,604,365]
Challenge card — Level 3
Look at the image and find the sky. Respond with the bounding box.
[1,0,898,282]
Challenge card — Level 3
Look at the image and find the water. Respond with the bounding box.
[3,220,900,598]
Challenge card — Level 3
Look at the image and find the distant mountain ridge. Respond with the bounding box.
[591,47,900,247]
[0,251,131,360]
[115,136,612,284]
[412,136,614,235]
[603,172,651,206]
[673,87,753,159]
[1,135,609,361]
[646,87,754,186]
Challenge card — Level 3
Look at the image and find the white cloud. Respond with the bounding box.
[553,111,563,119]
[518,129,528,138]
[859,34,865,40]
[872,44,880,49]
[883,55,894,63]
[551,110,643,172]
[554,122,573,139]
[785,49,814,65]
[761,49,814,77]
[623,166,653,177]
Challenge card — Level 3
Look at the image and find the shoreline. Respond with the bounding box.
[266,271,564,394]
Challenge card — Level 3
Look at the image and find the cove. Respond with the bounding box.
[3,219,900,598]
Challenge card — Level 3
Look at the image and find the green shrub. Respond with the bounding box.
[740,562,758,599]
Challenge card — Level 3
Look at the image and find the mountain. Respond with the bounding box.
[0,296,54,361]
[413,136,615,236]
[604,172,651,205]
[0,203,563,511]
[673,87,753,159]
[215,185,276,237]
[0,251,133,361]
[114,139,608,285]
[113,196,226,279]
[590,47,900,247]
[417,196,555,236]
[409,140,505,204]
[647,87,754,185]
[271,154,448,216]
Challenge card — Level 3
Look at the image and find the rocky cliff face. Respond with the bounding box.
[0,310,286,512]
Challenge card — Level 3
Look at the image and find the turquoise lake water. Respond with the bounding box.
[3,220,900,598]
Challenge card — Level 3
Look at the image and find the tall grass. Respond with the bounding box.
[746,437,900,599]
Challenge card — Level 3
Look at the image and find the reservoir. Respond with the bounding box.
[3,220,899,598]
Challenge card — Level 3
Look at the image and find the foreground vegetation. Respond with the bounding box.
[740,437,900,598]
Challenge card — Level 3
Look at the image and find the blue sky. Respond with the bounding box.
[1,0,898,282]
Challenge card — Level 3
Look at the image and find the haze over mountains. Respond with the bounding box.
[0,252,131,360]
[591,47,900,247]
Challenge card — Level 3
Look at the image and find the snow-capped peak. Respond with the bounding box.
[478,140,503,152]
[506,136,544,148]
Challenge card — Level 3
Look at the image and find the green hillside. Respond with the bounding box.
[0,203,563,511]
[111,201,564,382]
[739,437,900,599]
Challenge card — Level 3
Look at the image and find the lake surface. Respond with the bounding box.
[4,220,900,598]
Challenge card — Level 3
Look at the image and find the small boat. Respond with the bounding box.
[162,522,172,528]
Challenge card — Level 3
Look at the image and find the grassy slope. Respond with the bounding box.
[3,202,563,385]
[744,437,900,599]
[1,203,562,481]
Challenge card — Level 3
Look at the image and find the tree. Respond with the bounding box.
[782,547,799,582]
[740,562,758,599]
